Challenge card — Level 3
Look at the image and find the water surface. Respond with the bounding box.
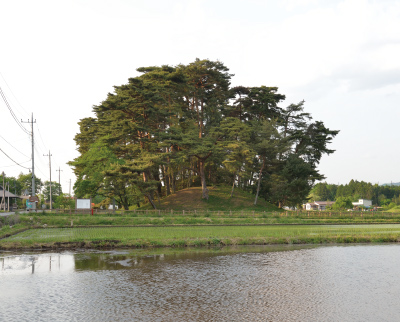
[1,244,400,321]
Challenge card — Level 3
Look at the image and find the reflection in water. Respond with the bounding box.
[1,245,400,321]
[0,252,75,275]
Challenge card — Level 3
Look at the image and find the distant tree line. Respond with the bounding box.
[69,59,338,210]
[309,180,400,207]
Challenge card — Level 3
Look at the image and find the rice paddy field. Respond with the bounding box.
[2,224,400,249]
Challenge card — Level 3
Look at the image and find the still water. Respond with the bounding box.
[1,244,400,321]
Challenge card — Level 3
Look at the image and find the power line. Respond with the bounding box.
[2,159,31,168]
[0,135,30,158]
[0,147,31,169]
[0,85,30,135]
[35,124,48,152]
[33,146,49,179]
[0,72,30,118]
[34,143,47,160]
[34,163,49,180]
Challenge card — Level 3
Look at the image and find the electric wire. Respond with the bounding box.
[0,74,55,186]
[0,147,31,169]
[0,72,30,118]
[33,145,50,180]
[35,123,48,152]
[0,135,30,158]
[34,138,47,156]
[2,159,31,168]
[0,75,68,189]
[0,85,30,135]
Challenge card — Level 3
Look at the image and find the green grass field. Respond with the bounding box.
[2,186,400,250]
[2,224,400,248]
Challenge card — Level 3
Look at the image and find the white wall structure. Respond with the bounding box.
[352,199,372,208]
[304,201,335,211]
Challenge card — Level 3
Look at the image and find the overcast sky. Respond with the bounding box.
[1,0,399,194]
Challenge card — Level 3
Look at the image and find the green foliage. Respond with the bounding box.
[331,197,353,210]
[42,181,62,201]
[17,173,43,195]
[385,202,397,210]
[0,175,22,196]
[69,59,338,209]
[310,180,400,208]
[267,155,319,207]
[54,194,75,210]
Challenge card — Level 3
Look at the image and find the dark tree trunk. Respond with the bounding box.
[164,165,170,196]
[143,171,157,209]
[230,173,236,198]
[171,171,176,194]
[199,158,209,199]
[146,194,157,209]
[254,159,265,205]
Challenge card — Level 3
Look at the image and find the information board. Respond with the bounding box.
[76,199,91,209]
[26,200,36,209]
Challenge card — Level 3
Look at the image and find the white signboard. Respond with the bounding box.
[76,198,91,209]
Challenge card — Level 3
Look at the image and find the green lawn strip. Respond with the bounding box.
[2,224,400,249]
[15,213,400,228]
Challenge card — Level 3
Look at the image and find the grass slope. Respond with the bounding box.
[142,185,280,211]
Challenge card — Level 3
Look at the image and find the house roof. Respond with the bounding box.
[0,186,19,198]
[314,201,335,205]
[306,201,335,206]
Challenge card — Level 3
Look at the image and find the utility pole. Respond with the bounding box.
[44,151,52,210]
[56,167,63,195]
[69,179,71,196]
[22,114,36,198]
[1,172,5,211]
[7,181,9,211]
[14,180,16,210]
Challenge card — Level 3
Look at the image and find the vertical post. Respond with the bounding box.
[14,181,16,209]
[31,114,35,196]
[49,153,52,209]
[21,114,36,198]
[7,182,10,211]
[44,151,52,210]
[56,167,63,195]
[1,172,5,211]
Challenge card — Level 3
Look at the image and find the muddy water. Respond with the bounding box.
[1,244,400,321]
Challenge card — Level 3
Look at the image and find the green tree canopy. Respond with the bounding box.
[69,59,339,209]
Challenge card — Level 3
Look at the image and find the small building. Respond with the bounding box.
[0,185,20,210]
[304,201,335,211]
[352,199,372,208]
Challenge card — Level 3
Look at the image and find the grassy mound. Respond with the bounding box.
[141,185,280,211]
[385,206,400,213]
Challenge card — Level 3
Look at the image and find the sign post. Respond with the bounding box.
[27,196,39,211]
[76,198,92,215]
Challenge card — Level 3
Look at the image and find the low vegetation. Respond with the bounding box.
[2,224,400,249]
[2,186,400,250]
[2,208,400,249]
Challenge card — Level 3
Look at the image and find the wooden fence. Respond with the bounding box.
[43,208,397,218]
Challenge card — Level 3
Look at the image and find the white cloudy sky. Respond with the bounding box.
[1,0,399,194]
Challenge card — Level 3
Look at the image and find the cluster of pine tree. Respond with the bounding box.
[69,59,338,210]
